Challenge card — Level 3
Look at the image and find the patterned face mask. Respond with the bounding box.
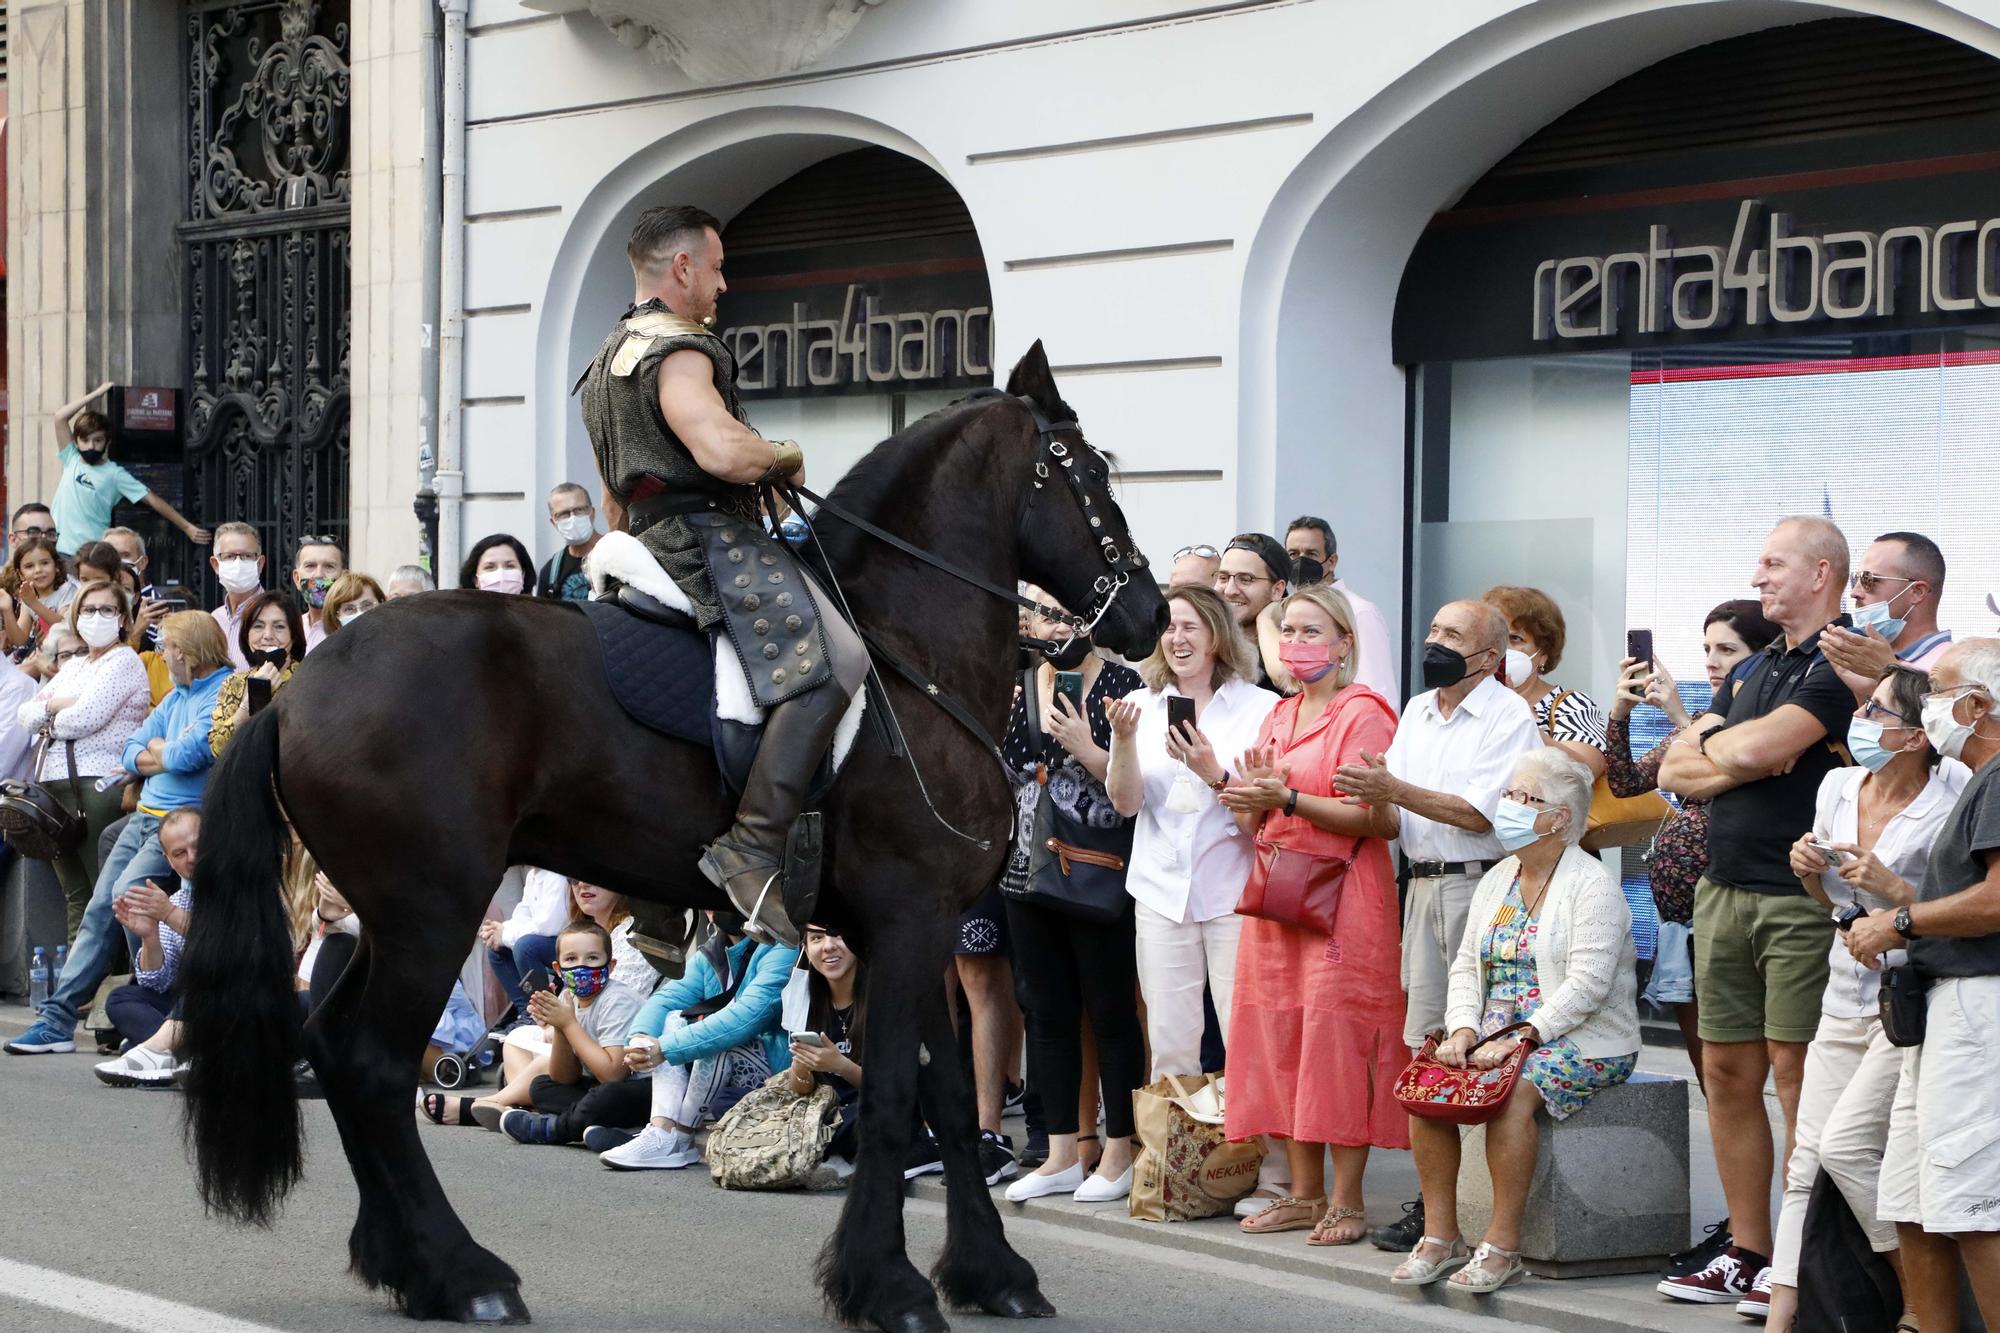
[297,575,334,609]
[561,964,610,1001]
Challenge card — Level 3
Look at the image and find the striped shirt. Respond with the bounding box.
[134,884,193,993]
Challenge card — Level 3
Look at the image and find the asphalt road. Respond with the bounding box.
[0,1026,1511,1333]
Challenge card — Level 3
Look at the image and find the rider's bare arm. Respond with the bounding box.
[657,349,799,485]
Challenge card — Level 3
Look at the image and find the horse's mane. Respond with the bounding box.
[807,391,1011,571]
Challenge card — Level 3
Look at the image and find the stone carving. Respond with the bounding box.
[529,0,889,83]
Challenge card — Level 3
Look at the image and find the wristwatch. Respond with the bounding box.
[1284,788,1299,817]
[1894,906,1918,940]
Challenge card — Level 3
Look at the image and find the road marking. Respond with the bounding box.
[0,1257,290,1333]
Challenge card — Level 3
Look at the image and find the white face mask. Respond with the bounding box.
[477,567,525,595]
[1922,690,1980,761]
[554,513,594,545]
[216,557,261,595]
[1504,649,1535,687]
[76,612,124,649]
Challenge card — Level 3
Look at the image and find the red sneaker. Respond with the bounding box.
[1655,1246,1766,1303]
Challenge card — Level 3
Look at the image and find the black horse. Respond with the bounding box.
[176,342,1169,1332]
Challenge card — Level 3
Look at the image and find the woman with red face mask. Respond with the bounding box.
[1216,583,1407,1248]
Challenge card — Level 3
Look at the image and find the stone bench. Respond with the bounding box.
[0,853,67,999]
[1456,1070,1690,1278]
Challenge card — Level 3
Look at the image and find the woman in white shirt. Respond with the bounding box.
[1106,585,1279,1078]
[14,583,150,942]
[1392,747,1638,1293]
[1766,667,1961,1333]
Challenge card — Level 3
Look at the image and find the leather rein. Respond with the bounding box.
[778,388,1147,848]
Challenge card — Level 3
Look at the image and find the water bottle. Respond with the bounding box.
[52,944,67,982]
[28,948,49,1010]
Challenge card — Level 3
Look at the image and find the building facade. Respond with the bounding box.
[8,0,2000,680]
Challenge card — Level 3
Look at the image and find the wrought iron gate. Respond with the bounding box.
[182,0,351,599]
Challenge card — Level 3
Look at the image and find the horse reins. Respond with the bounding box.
[775,388,1146,848]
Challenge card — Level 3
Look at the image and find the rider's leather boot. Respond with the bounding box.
[699,680,852,947]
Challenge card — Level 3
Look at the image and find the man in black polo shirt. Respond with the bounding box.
[1658,515,1856,1308]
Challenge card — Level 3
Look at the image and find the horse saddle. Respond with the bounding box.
[575,596,839,799]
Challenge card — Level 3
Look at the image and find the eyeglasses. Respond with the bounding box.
[49,647,88,664]
[13,527,54,540]
[1172,544,1220,561]
[551,505,593,521]
[1501,788,1548,805]
[1214,572,1272,590]
[1850,570,1917,594]
[1856,700,1917,727]
[1928,683,1989,704]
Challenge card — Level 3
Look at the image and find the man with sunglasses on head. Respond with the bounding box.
[292,535,345,655]
[1167,542,1220,589]
[1821,531,1953,704]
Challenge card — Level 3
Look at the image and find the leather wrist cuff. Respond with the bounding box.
[762,439,804,483]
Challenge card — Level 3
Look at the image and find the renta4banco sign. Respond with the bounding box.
[1531,199,2000,341]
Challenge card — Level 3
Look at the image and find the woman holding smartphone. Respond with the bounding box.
[1106,585,1279,1081]
[209,590,306,756]
[999,589,1146,1204]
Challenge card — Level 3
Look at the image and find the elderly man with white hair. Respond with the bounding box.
[1845,637,2000,1332]
[1335,596,1542,1253]
[1387,747,1638,1294]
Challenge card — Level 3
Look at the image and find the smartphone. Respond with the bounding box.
[1809,838,1851,863]
[245,675,274,715]
[790,1031,827,1048]
[1166,694,1197,737]
[1626,628,1655,665]
[520,964,558,997]
[1053,670,1085,714]
[156,598,190,613]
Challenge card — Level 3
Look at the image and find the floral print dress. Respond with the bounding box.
[1479,876,1636,1121]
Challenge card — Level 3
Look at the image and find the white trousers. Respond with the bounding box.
[647,1013,771,1128]
[1879,975,2000,1234]
[1134,902,1241,1081]
[1769,1012,1902,1285]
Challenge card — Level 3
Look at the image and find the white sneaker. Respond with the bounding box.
[94,1046,178,1088]
[1004,1161,1084,1203]
[1073,1166,1132,1203]
[599,1125,699,1171]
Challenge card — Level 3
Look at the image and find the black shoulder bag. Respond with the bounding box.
[999,667,1134,924]
[0,736,86,862]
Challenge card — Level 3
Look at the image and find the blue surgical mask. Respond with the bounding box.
[1492,798,1546,852]
[1851,592,1907,642]
[1846,717,1901,773]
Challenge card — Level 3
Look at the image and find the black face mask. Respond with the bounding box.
[247,647,290,670]
[1043,634,1094,671]
[1421,641,1485,691]
[77,449,106,465]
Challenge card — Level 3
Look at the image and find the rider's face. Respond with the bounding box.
[681,228,726,323]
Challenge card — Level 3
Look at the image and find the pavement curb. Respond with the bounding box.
[912,1179,1733,1333]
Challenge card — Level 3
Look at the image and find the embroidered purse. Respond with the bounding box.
[1392,1022,1538,1125]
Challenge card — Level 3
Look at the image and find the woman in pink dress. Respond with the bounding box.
[1221,584,1406,1246]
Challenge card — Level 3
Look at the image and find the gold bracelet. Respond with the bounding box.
[762,439,804,483]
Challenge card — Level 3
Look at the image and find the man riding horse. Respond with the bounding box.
[579,205,869,948]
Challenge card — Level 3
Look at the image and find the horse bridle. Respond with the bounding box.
[788,388,1145,644]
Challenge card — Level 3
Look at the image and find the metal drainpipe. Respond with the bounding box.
[434,0,470,587]
[414,0,444,575]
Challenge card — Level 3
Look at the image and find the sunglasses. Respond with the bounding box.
[1172,544,1220,561]
[1849,570,1917,594]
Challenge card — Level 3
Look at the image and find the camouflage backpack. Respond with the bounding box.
[706,1072,839,1190]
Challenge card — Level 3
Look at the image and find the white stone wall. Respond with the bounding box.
[348,0,432,581]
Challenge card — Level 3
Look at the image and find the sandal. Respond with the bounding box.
[1239,1195,1326,1234]
[417,1092,475,1126]
[1389,1236,1470,1286]
[1307,1204,1368,1246]
[1448,1241,1526,1293]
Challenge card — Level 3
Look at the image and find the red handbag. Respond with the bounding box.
[1235,837,1351,934]
[1392,1023,1538,1125]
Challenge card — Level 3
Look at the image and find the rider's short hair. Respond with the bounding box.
[628,206,722,276]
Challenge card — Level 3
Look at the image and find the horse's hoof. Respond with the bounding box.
[984,1290,1056,1319]
[458,1289,531,1325]
[872,1307,949,1333]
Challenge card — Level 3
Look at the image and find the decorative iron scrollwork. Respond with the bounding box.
[189,0,351,221]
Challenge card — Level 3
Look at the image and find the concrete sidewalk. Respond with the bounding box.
[918,1039,1785,1333]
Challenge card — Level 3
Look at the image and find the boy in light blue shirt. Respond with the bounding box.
[49,382,211,557]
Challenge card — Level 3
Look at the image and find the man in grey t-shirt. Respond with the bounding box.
[1845,638,2000,1328]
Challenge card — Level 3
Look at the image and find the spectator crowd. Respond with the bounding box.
[3,387,2000,1330]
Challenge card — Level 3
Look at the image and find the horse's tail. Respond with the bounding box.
[179,705,303,1225]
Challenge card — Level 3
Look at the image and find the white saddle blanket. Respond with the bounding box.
[584,530,867,768]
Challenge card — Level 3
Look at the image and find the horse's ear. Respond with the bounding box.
[1005,339,1073,423]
